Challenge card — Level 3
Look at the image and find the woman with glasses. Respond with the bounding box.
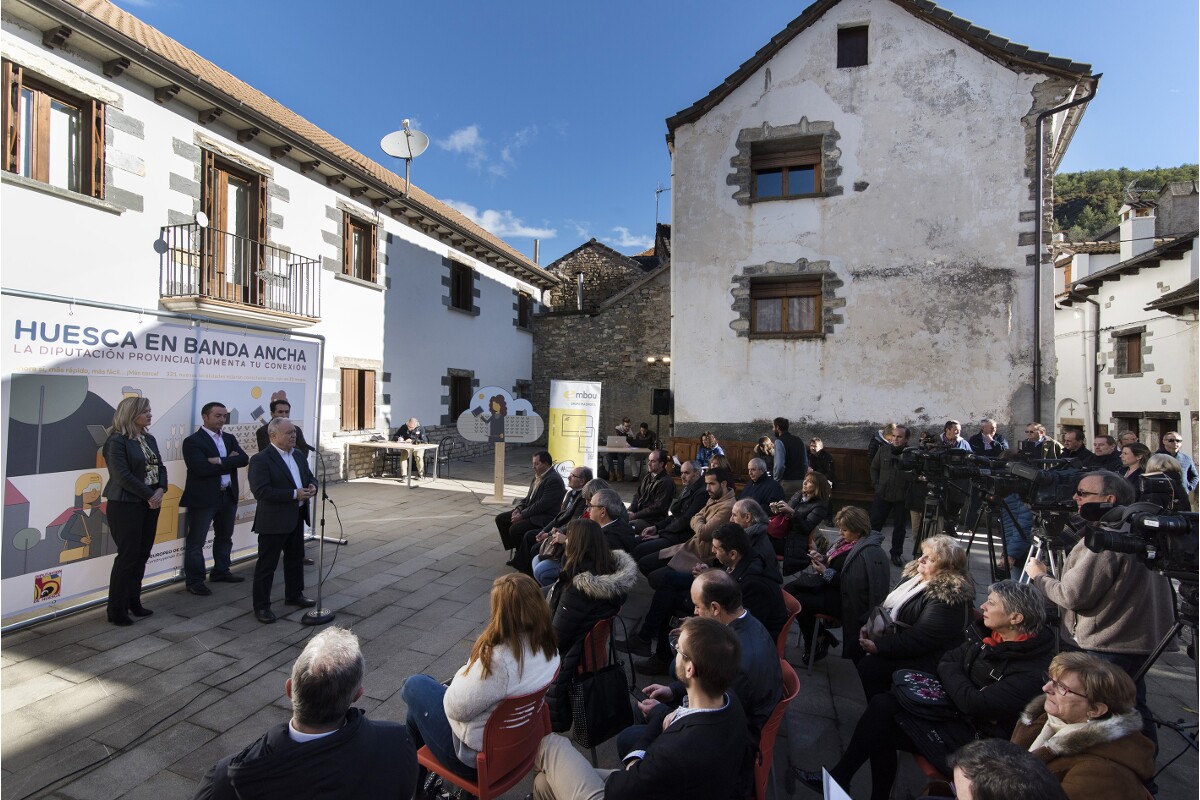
[789,580,1055,800]
[1010,652,1154,800]
[102,396,167,627]
[854,535,974,699]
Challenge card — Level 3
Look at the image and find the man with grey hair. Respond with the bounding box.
[194,627,416,799]
[1026,469,1173,756]
[589,488,637,552]
[739,457,784,510]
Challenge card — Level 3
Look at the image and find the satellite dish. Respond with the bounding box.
[195,211,210,228]
[380,120,429,197]
[380,128,430,160]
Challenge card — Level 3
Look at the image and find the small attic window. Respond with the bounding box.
[837,26,868,68]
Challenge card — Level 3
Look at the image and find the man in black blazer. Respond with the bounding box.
[530,616,751,800]
[511,465,591,575]
[248,418,317,623]
[495,451,565,551]
[181,402,250,596]
[255,398,313,454]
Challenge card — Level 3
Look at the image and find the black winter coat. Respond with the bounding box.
[728,552,789,643]
[837,532,891,662]
[869,567,974,669]
[546,550,639,731]
[936,620,1057,739]
[659,480,710,539]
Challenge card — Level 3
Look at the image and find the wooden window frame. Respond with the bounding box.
[2,60,104,198]
[749,277,823,338]
[340,368,376,431]
[449,375,472,419]
[200,151,267,305]
[450,261,474,311]
[751,138,823,200]
[837,25,869,68]
[342,212,377,283]
[1113,330,1143,375]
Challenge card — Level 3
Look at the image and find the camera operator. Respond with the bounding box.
[1024,470,1174,755]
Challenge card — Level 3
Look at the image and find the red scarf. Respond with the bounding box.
[982,631,1033,647]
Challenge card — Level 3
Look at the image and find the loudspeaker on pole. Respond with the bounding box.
[651,388,672,416]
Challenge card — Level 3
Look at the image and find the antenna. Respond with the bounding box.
[380,119,430,198]
[655,182,671,224]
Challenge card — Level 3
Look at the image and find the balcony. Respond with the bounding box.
[158,223,320,327]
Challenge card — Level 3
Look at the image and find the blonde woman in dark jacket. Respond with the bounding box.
[102,396,167,626]
[855,534,974,698]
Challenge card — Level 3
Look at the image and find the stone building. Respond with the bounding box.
[532,228,672,442]
[666,0,1096,448]
[1054,182,1198,454]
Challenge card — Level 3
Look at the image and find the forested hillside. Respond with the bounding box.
[1053,165,1198,240]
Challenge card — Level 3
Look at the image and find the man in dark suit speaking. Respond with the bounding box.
[248,418,317,624]
[181,402,249,596]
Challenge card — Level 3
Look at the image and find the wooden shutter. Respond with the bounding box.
[363,370,376,429]
[341,368,358,430]
[341,212,352,275]
[368,223,378,282]
[87,98,104,198]
[2,61,21,174]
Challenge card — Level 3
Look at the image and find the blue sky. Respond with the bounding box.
[113,0,1197,265]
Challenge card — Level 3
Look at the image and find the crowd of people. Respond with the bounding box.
[97,396,1191,799]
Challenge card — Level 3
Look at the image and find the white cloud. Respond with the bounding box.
[567,220,591,240]
[606,226,653,249]
[438,125,488,170]
[501,125,538,165]
[443,199,557,240]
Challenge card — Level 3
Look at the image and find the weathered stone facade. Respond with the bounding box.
[533,264,672,444]
[544,239,650,312]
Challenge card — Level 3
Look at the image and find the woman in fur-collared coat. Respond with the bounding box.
[855,534,975,698]
[545,518,640,731]
[1010,651,1155,800]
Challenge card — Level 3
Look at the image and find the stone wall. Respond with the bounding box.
[532,267,672,444]
[545,240,647,311]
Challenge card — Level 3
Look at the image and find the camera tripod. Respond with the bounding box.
[963,486,1019,582]
[914,478,969,555]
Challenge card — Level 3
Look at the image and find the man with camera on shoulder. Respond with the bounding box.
[1024,470,1174,757]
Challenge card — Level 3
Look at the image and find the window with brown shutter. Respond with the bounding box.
[2,60,104,198]
[342,212,377,282]
[340,368,376,430]
[1114,331,1143,375]
[837,26,869,68]
[450,261,474,311]
[517,291,532,329]
[751,137,823,199]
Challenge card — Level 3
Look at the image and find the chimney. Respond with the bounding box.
[1119,202,1156,262]
[533,238,540,265]
[576,272,584,311]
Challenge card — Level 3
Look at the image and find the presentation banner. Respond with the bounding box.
[1,293,320,625]
[547,380,601,479]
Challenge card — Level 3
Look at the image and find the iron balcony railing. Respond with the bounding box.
[159,223,321,319]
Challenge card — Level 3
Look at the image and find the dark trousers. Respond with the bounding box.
[183,488,238,585]
[252,521,305,610]
[830,692,917,800]
[513,527,544,574]
[637,567,694,656]
[106,500,160,616]
[496,509,538,550]
[869,495,907,556]
[789,584,842,648]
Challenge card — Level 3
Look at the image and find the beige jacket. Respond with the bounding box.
[682,490,735,562]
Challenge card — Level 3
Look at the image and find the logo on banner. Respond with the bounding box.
[34,570,62,602]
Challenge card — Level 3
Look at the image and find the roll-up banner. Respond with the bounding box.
[1,293,320,626]
[547,380,601,480]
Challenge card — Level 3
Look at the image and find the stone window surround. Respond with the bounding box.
[1,36,123,109]
[441,368,479,426]
[729,257,846,338]
[728,118,843,206]
[332,355,382,436]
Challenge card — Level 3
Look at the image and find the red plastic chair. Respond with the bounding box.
[579,617,613,675]
[755,658,801,800]
[913,754,947,781]
[415,681,553,800]
[778,590,801,657]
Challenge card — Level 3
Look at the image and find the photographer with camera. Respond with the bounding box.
[1024,470,1174,758]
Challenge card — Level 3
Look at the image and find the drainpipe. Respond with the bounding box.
[1033,75,1101,421]
[576,272,585,311]
[1068,288,1102,439]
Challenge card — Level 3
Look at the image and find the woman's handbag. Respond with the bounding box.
[890,670,959,721]
[537,535,564,561]
[789,566,826,590]
[767,513,790,540]
[569,619,636,749]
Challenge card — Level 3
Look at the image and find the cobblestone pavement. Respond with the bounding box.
[2,446,1195,798]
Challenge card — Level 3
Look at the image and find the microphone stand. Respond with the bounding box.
[302,449,339,626]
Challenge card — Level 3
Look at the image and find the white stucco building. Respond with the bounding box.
[1054,182,1198,454]
[1,0,557,476]
[665,0,1095,446]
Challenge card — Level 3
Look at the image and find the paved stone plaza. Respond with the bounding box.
[2,446,1195,799]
